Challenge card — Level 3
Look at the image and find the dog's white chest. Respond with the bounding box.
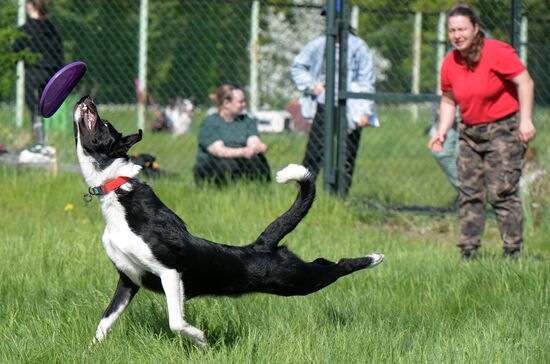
[100,196,163,286]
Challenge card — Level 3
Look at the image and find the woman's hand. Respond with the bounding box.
[519,118,536,143]
[428,131,446,153]
[253,142,267,154]
[246,136,267,155]
[513,70,535,143]
[241,146,256,159]
[313,82,325,96]
[357,115,370,128]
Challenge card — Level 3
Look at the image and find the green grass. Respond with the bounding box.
[1,106,550,362]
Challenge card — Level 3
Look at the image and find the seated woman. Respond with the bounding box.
[193,84,271,185]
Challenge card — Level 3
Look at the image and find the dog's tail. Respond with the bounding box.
[253,164,315,251]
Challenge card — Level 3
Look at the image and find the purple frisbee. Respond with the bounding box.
[40,61,87,118]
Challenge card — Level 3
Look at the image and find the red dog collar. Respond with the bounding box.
[84,176,131,202]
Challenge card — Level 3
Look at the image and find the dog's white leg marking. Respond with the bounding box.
[94,294,132,343]
[161,270,207,349]
[92,276,139,344]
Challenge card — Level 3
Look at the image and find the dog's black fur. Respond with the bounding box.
[73,96,383,348]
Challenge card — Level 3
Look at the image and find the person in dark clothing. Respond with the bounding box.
[13,0,64,155]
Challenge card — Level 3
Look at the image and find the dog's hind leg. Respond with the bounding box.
[312,253,383,291]
[160,269,208,349]
[94,273,140,343]
[267,253,384,296]
[335,253,385,275]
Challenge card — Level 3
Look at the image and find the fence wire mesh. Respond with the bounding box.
[2,0,550,209]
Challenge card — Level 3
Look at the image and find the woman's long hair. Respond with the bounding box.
[448,4,485,70]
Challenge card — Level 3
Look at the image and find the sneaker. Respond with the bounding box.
[18,144,56,164]
[27,144,56,156]
[504,250,521,259]
[461,249,477,260]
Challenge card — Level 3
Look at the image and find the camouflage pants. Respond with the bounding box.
[457,113,526,253]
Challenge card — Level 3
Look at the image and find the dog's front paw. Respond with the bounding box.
[176,324,208,350]
[86,337,103,352]
[196,335,208,351]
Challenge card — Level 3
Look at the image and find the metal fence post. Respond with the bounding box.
[350,5,359,30]
[15,0,26,129]
[510,0,521,52]
[249,0,260,114]
[137,0,148,130]
[520,16,528,64]
[336,0,349,197]
[436,11,446,93]
[411,11,422,122]
[323,0,337,194]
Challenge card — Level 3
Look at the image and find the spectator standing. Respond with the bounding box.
[13,0,64,162]
[429,4,535,259]
[430,29,493,195]
[291,7,379,196]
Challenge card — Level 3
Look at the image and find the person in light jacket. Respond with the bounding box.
[291,21,378,196]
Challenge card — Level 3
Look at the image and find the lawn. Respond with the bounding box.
[1,105,549,362]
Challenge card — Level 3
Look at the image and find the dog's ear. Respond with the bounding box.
[117,129,143,153]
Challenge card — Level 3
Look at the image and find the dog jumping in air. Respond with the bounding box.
[73,96,384,349]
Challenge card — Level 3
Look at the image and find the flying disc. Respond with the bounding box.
[40,61,87,118]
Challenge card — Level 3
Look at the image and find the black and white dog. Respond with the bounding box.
[73,96,384,349]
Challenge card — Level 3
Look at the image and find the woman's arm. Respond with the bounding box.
[512,70,536,143]
[246,136,267,154]
[428,92,456,153]
[207,140,255,159]
[291,37,324,95]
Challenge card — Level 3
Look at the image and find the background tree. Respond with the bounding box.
[1,0,545,107]
[0,2,36,100]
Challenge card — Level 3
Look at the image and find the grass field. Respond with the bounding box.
[1,105,550,362]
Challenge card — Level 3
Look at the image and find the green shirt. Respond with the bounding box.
[195,113,260,166]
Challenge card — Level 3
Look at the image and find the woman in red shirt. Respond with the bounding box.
[429,4,535,259]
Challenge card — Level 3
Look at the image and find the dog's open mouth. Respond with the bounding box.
[75,97,98,131]
[81,103,97,131]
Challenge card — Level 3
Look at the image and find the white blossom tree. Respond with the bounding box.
[258,4,324,109]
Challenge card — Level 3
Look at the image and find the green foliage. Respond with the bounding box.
[0,3,34,100]
[46,0,252,105]
[0,0,545,107]
[52,0,139,104]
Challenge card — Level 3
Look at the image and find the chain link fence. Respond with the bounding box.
[3,0,550,209]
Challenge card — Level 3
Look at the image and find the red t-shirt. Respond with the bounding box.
[441,39,525,125]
